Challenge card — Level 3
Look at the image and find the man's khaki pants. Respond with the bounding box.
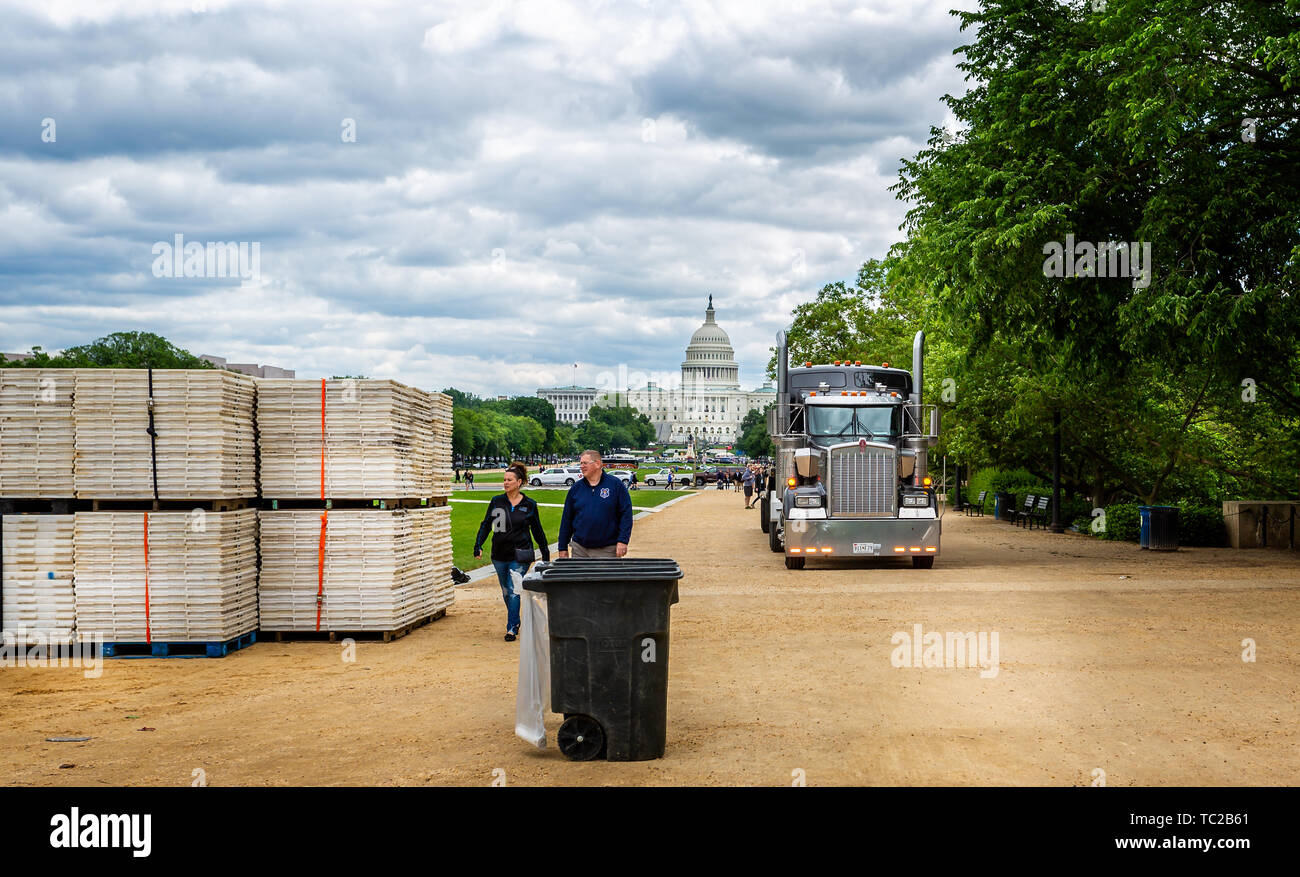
[570,542,619,558]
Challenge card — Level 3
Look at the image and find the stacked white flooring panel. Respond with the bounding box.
[0,369,80,498]
[431,392,454,498]
[258,506,452,631]
[73,370,257,499]
[73,509,259,642]
[1,514,76,643]
[257,379,440,499]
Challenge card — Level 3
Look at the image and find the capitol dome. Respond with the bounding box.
[681,295,739,389]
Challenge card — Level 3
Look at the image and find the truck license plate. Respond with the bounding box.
[852,542,881,555]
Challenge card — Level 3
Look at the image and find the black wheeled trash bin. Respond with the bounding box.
[1139,505,1180,550]
[522,558,682,762]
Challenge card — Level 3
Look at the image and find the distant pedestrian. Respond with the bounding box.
[466,471,475,491]
[557,449,633,559]
[667,471,674,489]
[742,465,756,507]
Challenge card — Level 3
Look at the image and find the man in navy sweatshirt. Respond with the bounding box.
[557,449,634,558]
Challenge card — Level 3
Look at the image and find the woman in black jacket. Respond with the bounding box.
[473,463,550,642]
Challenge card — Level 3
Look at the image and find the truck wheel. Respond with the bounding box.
[564,478,574,486]
[759,493,770,533]
[912,556,935,569]
[785,555,805,570]
[769,521,783,553]
[646,479,656,486]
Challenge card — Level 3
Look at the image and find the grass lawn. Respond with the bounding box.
[448,488,691,571]
[449,488,683,507]
[451,504,566,573]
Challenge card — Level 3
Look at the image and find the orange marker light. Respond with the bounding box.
[922,477,932,487]
[840,391,847,396]
[787,477,797,488]
[882,361,890,368]
[925,547,937,552]
[893,546,906,553]
[909,546,922,553]
[820,547,833,553]
[854,360,861,366]
[789,548,802,553]
[804,361,812,368]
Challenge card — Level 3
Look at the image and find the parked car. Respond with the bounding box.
[530,466,582,487]
[643,468,693,487]
[608,469,633,484]
[689,467,723,486]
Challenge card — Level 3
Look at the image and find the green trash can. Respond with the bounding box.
[522,558,682,761]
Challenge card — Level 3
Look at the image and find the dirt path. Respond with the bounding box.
[3,491,1298,786]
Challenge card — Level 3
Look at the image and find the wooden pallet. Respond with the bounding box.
[258,609,446,644]
[99,630,257,658]
[0,498,81,515]
[88,497,253,512]
[261,497,436,510]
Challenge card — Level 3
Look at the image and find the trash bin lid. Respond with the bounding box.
[523,558,683,589]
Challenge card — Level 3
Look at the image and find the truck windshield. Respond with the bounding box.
[806,405,899,440]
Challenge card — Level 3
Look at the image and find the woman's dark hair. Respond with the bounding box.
[506,462,527,483]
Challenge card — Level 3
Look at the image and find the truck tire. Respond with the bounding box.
[564,478,574,486]
[646,478,656,486]
[769,520,783,553]
[912,556,935,569]
[759,493,770,533]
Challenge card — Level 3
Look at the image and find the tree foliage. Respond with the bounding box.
[882,0,1300,503]
[1,332,214,369]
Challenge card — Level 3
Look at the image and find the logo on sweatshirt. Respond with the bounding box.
[600,488,610,498]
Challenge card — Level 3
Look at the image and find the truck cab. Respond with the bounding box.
[765,332,941,569]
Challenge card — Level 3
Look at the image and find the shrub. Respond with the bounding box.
[1177,503,1226,547]
[1097,502,1141,541]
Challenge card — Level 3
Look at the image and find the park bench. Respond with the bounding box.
[1012,494,1036,526]
[965,490,988,516]
[1027,494,1052,530]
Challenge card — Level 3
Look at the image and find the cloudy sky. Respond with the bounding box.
[0,0,972,397]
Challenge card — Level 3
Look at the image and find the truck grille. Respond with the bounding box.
[829,444,897,517]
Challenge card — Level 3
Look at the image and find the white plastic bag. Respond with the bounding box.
[513,569,550,748]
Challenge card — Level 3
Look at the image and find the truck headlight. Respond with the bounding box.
[794,495,823,508]
[902,494,928,507]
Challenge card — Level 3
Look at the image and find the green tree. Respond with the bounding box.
[737,404,775,458]
[890,0,1300,503]
[1,332,214,369]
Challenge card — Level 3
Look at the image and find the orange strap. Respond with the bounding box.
[316,509,328,631]
[316,378,327,630]
[143,512,152,644]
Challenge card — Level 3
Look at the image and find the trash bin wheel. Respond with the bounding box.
[785,555,805,570]
[912,556,934,569]
[558,714,606,761]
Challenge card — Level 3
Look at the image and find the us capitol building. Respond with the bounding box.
[538,297,776,444]
[624,296,775,445]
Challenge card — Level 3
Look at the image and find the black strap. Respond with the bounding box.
[146,367,159,501]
